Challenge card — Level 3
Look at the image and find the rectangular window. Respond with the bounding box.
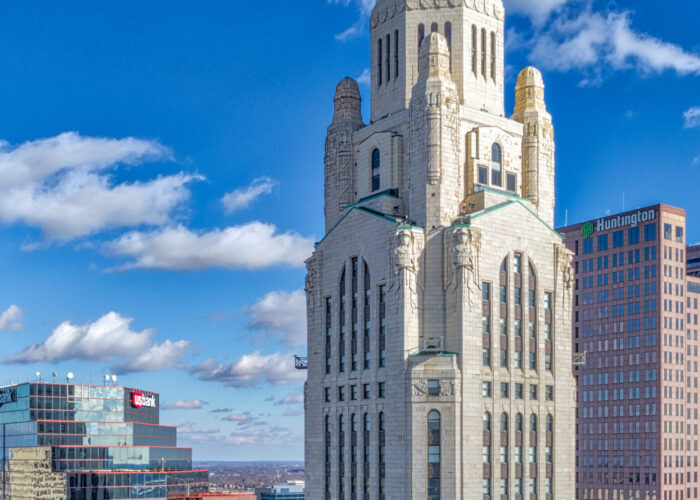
[598,234,608,251]
[644,223,656,241]
[483,347,491,367]
[664,223,672,240]
[544,292,552,310]
[613,230,624,248]
[351,385,358,400]
[506,173,517,192]
[676,226,684,243]
[482,381,492,398]
[378,382,385,398]
[500,382,509,399]
[546,385,554,401]
[629,227,640,244]
[363,384,370,399]
[482,282,491,302]
[428,380,440,396]
[529,384,537,400]
[515,383,523,399]
[514,254,522,274]
[583,238,593,254]
[478,165,488,185]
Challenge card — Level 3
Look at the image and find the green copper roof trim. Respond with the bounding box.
[409,351,459,357]
[317,206,397,245]
[453,200,562,240]
[397,225,424,230]
[342,190,399,209]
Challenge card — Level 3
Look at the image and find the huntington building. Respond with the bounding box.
[304,0,576,498]
[560,205,700,500]
[0,381,208,499]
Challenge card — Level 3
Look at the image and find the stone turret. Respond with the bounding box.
[512,66,555,227]
[324,78,364,233]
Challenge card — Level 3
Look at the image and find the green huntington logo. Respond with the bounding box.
[581,222,595,238]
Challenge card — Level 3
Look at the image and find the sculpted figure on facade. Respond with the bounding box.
[447,227,481,310]
[305,254,320,325]
[392,229,422,312]
[556,243,574,318]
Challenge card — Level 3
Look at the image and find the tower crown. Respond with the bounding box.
[418,32,452,81]
[333,77,362,122]
[513,66,546,118]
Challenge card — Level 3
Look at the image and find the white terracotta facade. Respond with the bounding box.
[305,1,575,498]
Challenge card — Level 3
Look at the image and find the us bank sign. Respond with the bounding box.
[581,209,656,237]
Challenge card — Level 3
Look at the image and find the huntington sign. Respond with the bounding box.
[581,209,656,237]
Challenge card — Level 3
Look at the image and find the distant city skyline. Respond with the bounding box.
[0,0,697,461]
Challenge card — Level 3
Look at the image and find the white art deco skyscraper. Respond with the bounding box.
[304,1,576,498]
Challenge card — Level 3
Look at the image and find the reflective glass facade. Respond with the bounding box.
[0,382,208,500]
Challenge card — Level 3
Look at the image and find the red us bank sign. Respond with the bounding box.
[131,392,156,409]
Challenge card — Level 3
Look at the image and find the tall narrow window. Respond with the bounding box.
[325,415,331,499]
[351,257,358,372]
[431,22,438,33]
[363,413,370,498]
[427,411,441,499]
[379,412,385,499]
[386,34,391,82]
[363,260,371,370]
[481,28,487,77]
[491,143,502,186]
[394,30,399,78]
[444,22,452,68]
[371,149,381,192]
[471,25,478,75]
[339,414,345,495]
[483,281,491,367]
[490,31,496,81]
[483,412,491,491]
[377,38,383,87]
[325,297,332,374]
[339,268,346,373]
[418,24,425,51]
[379,285,386,367]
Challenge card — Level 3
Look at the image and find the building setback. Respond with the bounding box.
[303,0,576,498]
[0,381,208,500]
[559,204,700,500]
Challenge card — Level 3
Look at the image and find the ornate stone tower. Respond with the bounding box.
[305,1,575,499]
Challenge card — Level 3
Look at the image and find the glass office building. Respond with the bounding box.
[0,381,208,499]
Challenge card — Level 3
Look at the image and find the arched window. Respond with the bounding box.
[490,31,496,80]
[471,25,478,74]
[546,414,553,433]
[491,143,502,186]
[500,413,508,433]
[431,22,438,33]
[515,413,523,433]
[364,413,370,432]
[377,38,383,87]
[427,411,441,499]
[394,30,399,78]
[530,413,538,433]
[418,24,425,51]
[483,412,491,432]
[371,149,381,192]
[481,28,487,77]
[386,34,391,82]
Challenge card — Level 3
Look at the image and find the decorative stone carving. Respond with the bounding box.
[372,0,504,30]
[391,229,423,312]
[412,379,427,396]
[305,253,320,326]
[446,227,481,310]
[556,243,574,318]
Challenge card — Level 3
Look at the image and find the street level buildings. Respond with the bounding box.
[303,0,576,498]
[0,381,208,499]
[559,204,700,500]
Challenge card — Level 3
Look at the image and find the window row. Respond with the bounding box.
[376,30,399,87]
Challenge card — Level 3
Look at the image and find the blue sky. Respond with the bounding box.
[0,0,697,461]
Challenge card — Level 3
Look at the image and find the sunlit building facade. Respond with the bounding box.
[0,381,208,500]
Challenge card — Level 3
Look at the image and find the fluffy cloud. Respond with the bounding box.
[0,132,199,242]
[6,311,190,373]
[356,68,371,86]
[163,399,207,410]
[223,412,266,429]
[190,351,306,388]
[245,290,306,347]
[275,394,304,406]
[0,305,24,331]
[329,0,375,41]
[525,5,700,83]
[504,0,569,25]
[113,340,192,374]
[221,177,276,213]
[209,407,233,413]
[684,107,700,129]
[178,421,299,447]
[105,222,314,271]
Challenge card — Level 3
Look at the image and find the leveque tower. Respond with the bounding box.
[304,0,576,498]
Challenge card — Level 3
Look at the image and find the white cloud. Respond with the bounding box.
[245,290,306,347]
[223,412,266,428]
[190,351,306,388]
[275,394,304,406]
[221,177,276,214]
[0,305,24,331]
[6,311,190,373]
[504,0,570,25]
[0,132,200,242]
[527,5,700,81]
[283,407,303,417]
[684,107,700,129]
[356,68,371,86]
[163,399,207,410]
[105,222,315,271]
[113,339,191,374]
[329,0,375,41]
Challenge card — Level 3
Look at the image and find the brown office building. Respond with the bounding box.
[559,204,699,500]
